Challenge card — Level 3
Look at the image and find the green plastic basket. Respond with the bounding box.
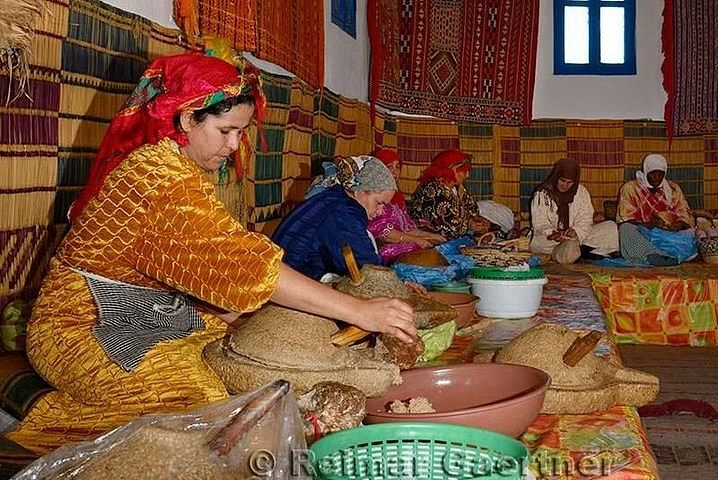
[468,266,545,281]
[310,423,528,480]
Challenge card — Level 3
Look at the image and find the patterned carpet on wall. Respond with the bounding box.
[369,0,540,125]
[663,0,718,137]
[619,344,718,478]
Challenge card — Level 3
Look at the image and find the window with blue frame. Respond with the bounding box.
[554,0,636,75]
[332,0,357,39]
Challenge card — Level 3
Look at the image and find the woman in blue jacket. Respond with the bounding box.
[273,156,396,281]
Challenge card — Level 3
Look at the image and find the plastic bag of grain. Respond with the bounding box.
[14,381,310,479]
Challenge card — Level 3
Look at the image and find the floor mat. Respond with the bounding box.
[619,344,718,478]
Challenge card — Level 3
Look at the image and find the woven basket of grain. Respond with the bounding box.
[699,238,718,264]
[474,324,659,414]
[696,227,718,265]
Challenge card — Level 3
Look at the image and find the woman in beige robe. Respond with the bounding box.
[530,158,618,263]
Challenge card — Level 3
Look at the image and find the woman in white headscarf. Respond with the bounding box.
[617,154,696,265]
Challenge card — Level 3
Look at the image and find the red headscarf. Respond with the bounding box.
[419,150,472,184]
[373,148,405,207]
[69,53,266,222]
[534,158,581,230]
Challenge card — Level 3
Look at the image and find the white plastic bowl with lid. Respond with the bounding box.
[467,266,547,319]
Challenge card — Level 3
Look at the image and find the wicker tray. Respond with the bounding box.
[460,238,533,267]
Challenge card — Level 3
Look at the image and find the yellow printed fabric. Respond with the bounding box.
[7,139,283,453]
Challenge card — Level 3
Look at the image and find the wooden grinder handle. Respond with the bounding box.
[563,330,602,367]
[330,244,370,346]
[208,380,290,455]
[341,243,363,285]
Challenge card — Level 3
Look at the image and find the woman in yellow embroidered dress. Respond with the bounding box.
[6,53,416,453]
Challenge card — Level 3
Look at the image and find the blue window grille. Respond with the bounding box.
[554,0,636,75]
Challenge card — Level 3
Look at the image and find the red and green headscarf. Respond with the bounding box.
[419,150,472,184]
[69,52,266,222]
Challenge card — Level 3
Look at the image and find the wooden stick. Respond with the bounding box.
[331,325,370,346]
[563,330,602,367]
[208,380,290,456]
[341,243,363,285]
[331,244,370,345]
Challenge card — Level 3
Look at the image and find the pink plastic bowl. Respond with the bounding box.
[364,363,550,437]
[426,291,479,328]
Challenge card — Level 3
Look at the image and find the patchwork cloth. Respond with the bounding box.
[564,263,718,346]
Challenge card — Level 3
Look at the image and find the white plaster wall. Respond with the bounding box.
[323,0,370,101]
[103,0,666,119]
[532,0,667,120]
[103,0,177,27]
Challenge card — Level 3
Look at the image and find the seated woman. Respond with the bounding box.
[476,199,518,240]
[617,154,696,265]
[367,149,446,263]
[272,155,397,281]
[6,53,416,454]
[530,158,618,264]
[409,150,494,239]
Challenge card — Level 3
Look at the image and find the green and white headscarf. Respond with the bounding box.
[306,156,397,198]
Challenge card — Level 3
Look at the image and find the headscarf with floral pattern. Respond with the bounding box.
[69,52,265,222]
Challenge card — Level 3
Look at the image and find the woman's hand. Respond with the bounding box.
[563,227,577,239]
[271,264,418,344]
[404,281,428,296]
[430,232,447,243]
[217,311,242,324]
[410,236,434,249]
[547,230,562,242]
[647,212,666,229]
[418,231,447,244]
[664,221,688,232]
[352,297,418,344]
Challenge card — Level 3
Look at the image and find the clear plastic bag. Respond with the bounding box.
[14,381,311,480]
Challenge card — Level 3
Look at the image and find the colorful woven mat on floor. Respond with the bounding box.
[433,272,616,363]
[434,273,659,479]
[471,273,614,357]
[563,263,718,346]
